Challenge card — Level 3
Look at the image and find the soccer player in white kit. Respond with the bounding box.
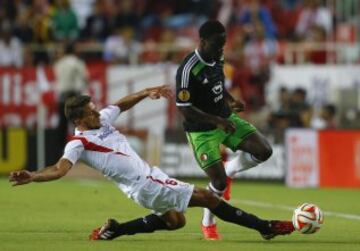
[9,85,294,241]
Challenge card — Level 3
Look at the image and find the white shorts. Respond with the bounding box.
[131,167,194,215]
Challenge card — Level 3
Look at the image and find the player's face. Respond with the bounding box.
[81,102,101,129]
[203,33,226,61]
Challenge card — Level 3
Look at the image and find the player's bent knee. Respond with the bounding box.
[211,179,227,191]
[256,144,273,161]
[263,145,273,160]
[165,212,186,230]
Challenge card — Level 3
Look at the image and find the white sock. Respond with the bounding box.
[225,152,262,178]
[225,155,241,178]
[240,152,262,170]
[202,183,224,227]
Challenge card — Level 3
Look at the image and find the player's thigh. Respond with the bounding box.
[223,113,257,151]
[188,187,220,210]
[186,129,226,170]
[236,131,272,160]
[142,167,194,215]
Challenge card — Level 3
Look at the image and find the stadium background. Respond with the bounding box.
[1,1,360,251]
[1,0,360,187]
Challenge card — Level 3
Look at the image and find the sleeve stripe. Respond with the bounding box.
[176,102,192,106]
[181,55,198,89]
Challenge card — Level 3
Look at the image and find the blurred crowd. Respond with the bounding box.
[1,0,359,141]
[0,0,359,67]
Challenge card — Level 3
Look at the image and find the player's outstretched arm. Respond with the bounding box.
[114,85,172,112]
[9,158,73,186]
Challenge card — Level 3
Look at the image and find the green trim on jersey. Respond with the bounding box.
[191,61,206,76]
[186,113,257,170]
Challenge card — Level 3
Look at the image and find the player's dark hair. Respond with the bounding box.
[64,95,91,123]
[199,20,225,40]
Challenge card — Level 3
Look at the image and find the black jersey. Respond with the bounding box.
[176,50,231,132]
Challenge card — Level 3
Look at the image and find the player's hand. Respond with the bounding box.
[215,117,236,133]
[147,85,173,100]
[229,100,245,112]
[9,170,34,186]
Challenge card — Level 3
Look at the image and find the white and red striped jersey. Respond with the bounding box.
[62,105,152,198]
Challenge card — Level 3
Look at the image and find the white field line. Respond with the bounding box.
[232,199,360,221]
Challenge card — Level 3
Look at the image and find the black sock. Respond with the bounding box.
[112,214,169,237]
[210,201,271,234]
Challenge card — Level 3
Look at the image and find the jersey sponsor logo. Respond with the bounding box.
[98,124,115,140]
[178,90,190,102]
[212,82,223,95]
[214,94,223,103]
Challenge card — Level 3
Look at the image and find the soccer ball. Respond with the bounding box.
[292,203,324,234]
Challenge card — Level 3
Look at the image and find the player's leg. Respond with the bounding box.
[188,187,294,240]
[237,131,273,164]
[201,161,228,239]
[222,114,272,199]
[90,210,185,240]
[186,130,228,239]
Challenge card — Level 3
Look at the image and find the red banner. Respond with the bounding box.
[0,63,107,128]
[319,130,360,188]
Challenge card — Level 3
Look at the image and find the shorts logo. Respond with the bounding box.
[200,153,208,162]
[178,90,190,102]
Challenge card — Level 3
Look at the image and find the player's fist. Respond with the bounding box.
[229,100,245,112]
[147,85,173,99]
[9,170,34,186]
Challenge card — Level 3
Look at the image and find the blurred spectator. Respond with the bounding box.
[115,0,140,29]
[243,22,278,71]
[238,0,278,39]
[52,0,79,41]
[82,0,110,41]
[306,25,331,64]
[0,22,23,67]
[289,87,312,127]
[32,0,54,43]
[103,26,140,64]
[295,0,332,40]
[13,9,33,43]
[268,87,292,143]
[276,86,292,114]
[311,104,337,129]
[54,42,89,152]
[0,0,18,23]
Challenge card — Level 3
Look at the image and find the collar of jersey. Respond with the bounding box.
[75,128,100,136]
[195,49,216,67]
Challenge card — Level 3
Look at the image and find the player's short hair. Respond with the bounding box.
[64,95,91,123]
[199,20,225,40]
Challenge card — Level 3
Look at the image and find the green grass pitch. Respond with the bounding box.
[1,177,359,251]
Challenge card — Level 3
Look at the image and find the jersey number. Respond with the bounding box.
[165,179,178,186]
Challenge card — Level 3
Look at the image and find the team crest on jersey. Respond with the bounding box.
[200,153,208,162]
[178,90,190,102]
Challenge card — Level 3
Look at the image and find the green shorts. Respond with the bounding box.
[186,113,257,170]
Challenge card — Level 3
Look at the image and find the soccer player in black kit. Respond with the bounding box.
[176,20,278,240]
